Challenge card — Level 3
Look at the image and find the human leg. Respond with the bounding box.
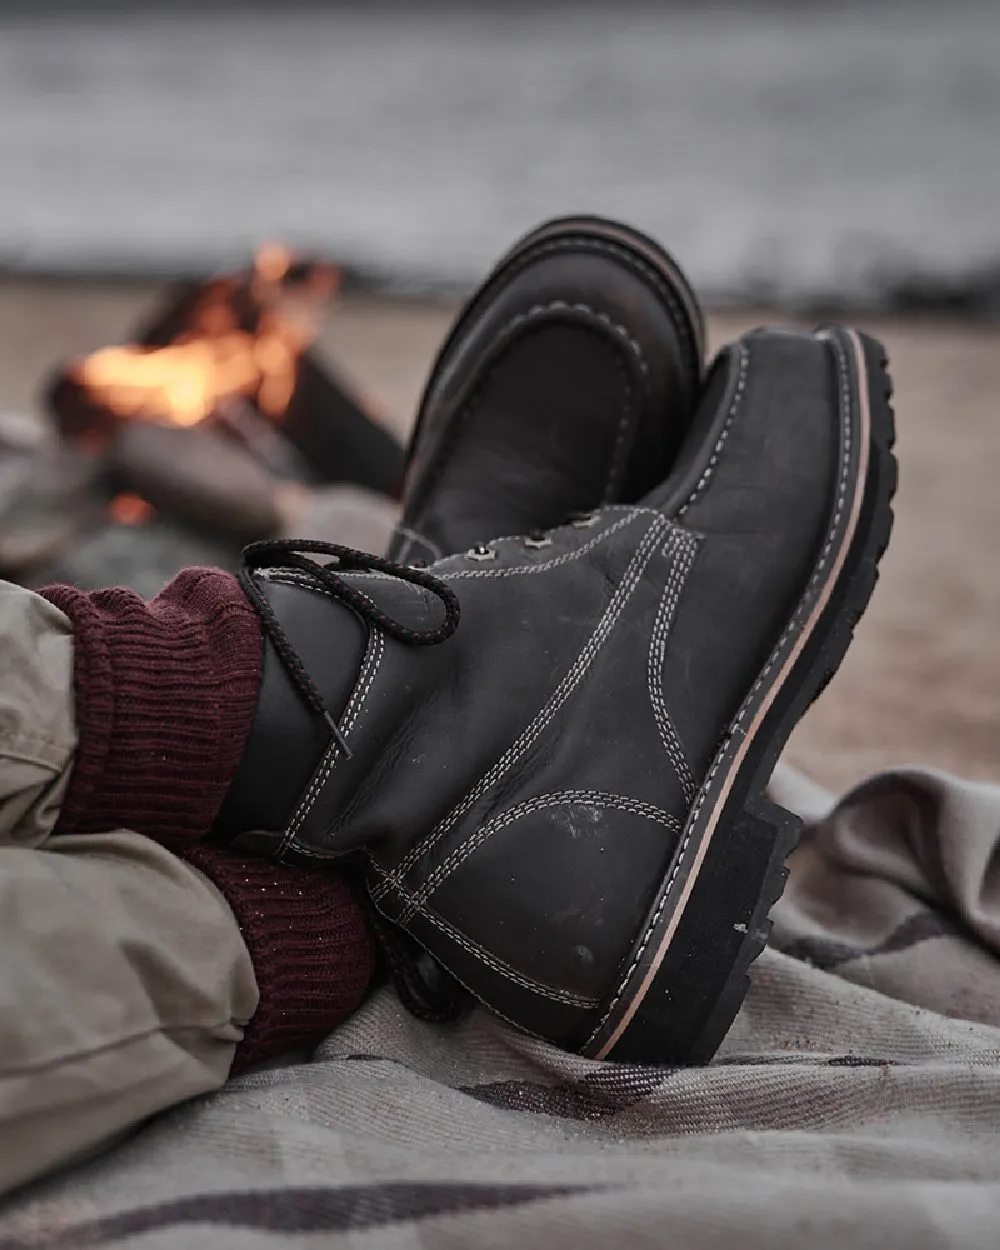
[0,577,372,1195]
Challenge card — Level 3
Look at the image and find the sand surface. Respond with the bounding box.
[0,278,996,792]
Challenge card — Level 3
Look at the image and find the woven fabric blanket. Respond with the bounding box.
[3,761,999,1249]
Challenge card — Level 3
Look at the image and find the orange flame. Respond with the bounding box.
[108,493,155,525]
[72,246,339,428]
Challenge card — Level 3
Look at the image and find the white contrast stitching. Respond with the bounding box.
[584,329,858,1050]
[392,525,443,563]
[343,637,385,738]
[508,235,702,381]
[278,630,386,855]
[364,878,561,1039]
[677,343,749,518]
[263,568,439,604]
[419,907,601,1009]
[495,299,644,502]
[259,568,314,588]
[412,296,647,529]
[502,299,648,377]
[257,506,667,586]
[401,789,682,923]
[438,509,643,579]
[605,356,636,502]
[365,858,599,1009]
[374,514,667,896]
[372,513,670,901]
[646,530,700,804]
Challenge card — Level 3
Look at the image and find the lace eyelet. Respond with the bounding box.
[522,535,553,550]
[571,511,600,528]
[467,544,497,562]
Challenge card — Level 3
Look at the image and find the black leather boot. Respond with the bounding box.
[387,215,704,565]
[216,324,896,1065]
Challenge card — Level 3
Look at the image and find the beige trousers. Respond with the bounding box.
[0,581,259,1196]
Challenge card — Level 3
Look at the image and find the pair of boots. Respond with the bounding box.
[55,216,899,1066]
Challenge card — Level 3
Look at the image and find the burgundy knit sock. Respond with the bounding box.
[180,844,376,1071]
[41,569,376,1064]
[40,568,263,843]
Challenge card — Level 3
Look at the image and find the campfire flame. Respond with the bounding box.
[72,246,339,428]
[108,492,155,526]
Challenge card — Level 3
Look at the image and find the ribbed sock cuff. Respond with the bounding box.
[39,568,263,844]
[179,845,375,1071]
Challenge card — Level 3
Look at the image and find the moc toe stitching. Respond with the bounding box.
[406,299,646,534]
[489,234,702,387]
[420,231,702,414]
[391,216,704,566]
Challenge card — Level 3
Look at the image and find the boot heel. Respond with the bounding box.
[598,790,803,1065]
[684,795,803,1062]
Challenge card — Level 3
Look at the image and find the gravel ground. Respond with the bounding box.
[0,277,996,792]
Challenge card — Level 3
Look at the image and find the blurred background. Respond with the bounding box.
[0,0,997,789]
[1,0,998,309]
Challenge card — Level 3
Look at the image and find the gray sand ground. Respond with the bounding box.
[0,278,996,793]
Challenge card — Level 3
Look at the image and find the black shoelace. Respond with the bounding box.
[238,539,465,1021]
[239,538,460,758]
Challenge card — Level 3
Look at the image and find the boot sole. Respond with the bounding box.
[583,326,897,1064]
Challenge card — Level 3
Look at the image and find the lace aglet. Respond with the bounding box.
[323,710,354,760]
